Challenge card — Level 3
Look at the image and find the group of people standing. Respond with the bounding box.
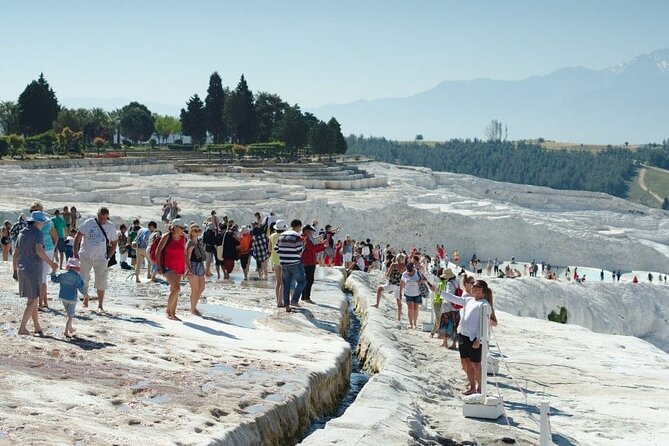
[373,246,498,396]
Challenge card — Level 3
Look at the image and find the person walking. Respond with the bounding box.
[276,219,305,312]
[51,209,68,269]
[155,219,187,320]
[30,202,57,310]
[73,207,118,312]
[133,221,156,282]
[268,221,285,306]
[13,211,58,335]
[50,258,89,337]
[399,262,435,329]
[251,221,270,279]
[372,253,406,321]
[185,224,205,316]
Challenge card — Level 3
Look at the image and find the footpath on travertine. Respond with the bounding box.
[0,264,351,446]
[302,272,669,446]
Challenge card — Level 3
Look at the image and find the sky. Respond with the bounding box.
[1,0,669,113]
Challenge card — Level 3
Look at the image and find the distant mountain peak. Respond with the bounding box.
[607,48,669,74]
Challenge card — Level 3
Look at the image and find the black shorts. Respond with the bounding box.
[458,334,482,363]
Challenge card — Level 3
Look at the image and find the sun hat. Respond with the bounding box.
[171,218,186,229]
[28,211,48,222]
[274,219,287,231]
[66,258,81,270]
[440,268,456,281]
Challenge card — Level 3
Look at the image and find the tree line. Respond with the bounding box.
[345,135,664,198]
[0,72,346,156]
[179,72,346,154]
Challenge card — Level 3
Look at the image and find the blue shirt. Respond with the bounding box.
[135,227,151,249]
[41,219,56,252]
[51,270,87,301]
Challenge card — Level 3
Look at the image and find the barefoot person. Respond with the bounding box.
[13,211,59,336]
[185,224,205,316]
[155,219,187,320]
[51,258,89,337]
[372,253,406,321]
[268,221,285,307]
[74,207,118,312]
[398,261,435,329]
[440,278,497,395]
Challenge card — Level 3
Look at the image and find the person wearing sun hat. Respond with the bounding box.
[51,257,89,337]
[13,210,59,336]
[269,219,286,306]
[154,218,187,320]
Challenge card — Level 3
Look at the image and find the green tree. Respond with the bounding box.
[273,104,307,149]
[87,108,113,141]
[155,115,182,145]
[119,102,155,144]
[205,71,227,144]
[56,127,83,153]
[307,121,330,154]
[17,73,60,136]
[255,92,287,142]
[180,94,207,145]
[224,75,256,144]
[0,101,20,135]
[326,117,347,154]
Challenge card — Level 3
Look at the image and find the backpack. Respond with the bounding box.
[453,286,464,309]
[148,233,163,264]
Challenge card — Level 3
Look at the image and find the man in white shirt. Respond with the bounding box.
[74,207,117,312]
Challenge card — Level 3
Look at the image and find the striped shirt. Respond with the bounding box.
[276,230,303,265]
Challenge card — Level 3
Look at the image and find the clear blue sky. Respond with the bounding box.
[1,0,668,112]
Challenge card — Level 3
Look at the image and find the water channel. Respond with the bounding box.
[300,292,370,440]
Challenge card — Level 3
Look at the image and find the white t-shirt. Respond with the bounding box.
[356,256,365,271]
[440,291,490,341]
[78,217,118,261]
[401,271,422,296]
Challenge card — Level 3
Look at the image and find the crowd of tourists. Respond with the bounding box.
[6,202,666,396]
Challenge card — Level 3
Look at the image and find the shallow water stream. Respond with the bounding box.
[300,292,370,440]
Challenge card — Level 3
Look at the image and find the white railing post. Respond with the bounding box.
[480,304,490,398]
[540,400,552,445]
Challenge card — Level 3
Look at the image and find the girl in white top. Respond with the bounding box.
[440,277,497,395]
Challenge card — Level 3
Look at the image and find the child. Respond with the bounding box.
[64,228,76,260]
[51,258,89,338]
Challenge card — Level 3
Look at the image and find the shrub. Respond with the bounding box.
[547,306,568,324]
[25,130,57,154]
[0,136,8,156]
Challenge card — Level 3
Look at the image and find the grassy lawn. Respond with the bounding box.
[643,168,669,201]
[626,177,660,208]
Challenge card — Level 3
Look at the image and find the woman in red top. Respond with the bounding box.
[155,219,187,320]
[333,240,343,266]
[301,225,328,303]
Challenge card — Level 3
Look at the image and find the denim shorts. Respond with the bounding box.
[61,299,77,317]
[404,294,423,304]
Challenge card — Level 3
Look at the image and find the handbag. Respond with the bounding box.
[95,218,117,267]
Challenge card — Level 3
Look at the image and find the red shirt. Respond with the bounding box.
[164,234,186,274]
[301,236,326,266]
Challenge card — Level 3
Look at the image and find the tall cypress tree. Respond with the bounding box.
[17,73,60,135]
[180,94,207,145]
[224,75,257,144]
[205,71,226,144]
[326,117,347,154]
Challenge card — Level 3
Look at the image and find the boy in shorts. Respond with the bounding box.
[51,258,89,338]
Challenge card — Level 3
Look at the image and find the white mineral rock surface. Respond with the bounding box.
[0,159,668,445]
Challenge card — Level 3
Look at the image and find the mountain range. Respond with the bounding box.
[309,49,669,144]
